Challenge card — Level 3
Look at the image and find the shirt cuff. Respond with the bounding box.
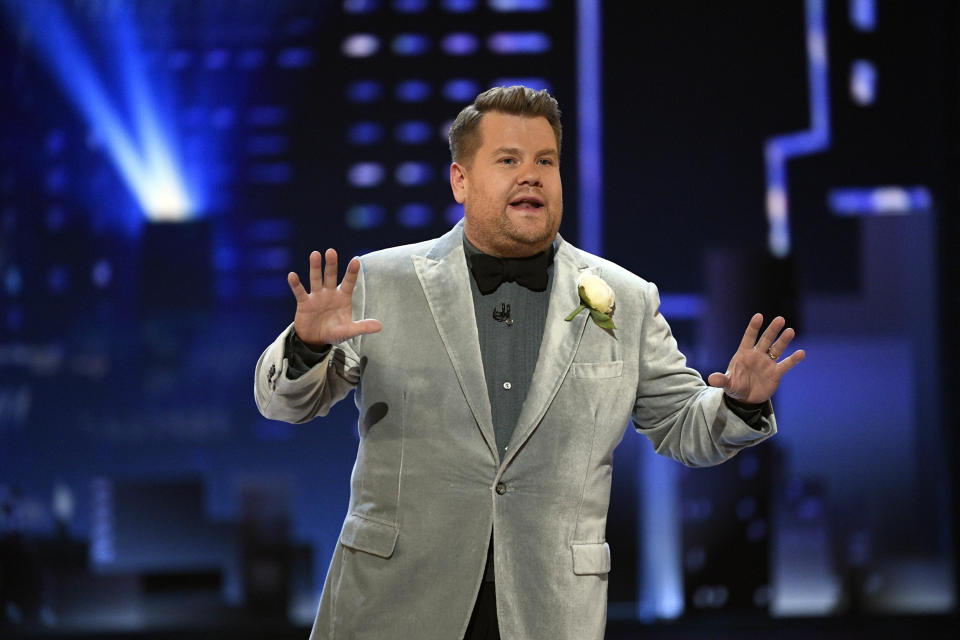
[722,394,768,430]
[284,330,332,380]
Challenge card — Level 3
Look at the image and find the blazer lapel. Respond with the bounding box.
[412,222,498,462]
[503,236,593,468]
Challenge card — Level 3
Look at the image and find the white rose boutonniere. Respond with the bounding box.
[565,273,616,329]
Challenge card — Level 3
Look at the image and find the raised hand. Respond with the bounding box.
[287,249,382,347]
[707,314,805,405]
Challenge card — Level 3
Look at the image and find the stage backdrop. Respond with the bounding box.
[0,0,954,632]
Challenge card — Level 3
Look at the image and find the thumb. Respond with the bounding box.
[707,372,729,388]
[354,318,383,335]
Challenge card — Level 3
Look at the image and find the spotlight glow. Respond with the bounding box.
[2,0,195,223]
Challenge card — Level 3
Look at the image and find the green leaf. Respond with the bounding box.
[577,284,591,306]
[565,304,587,322]
[589,309,616,330]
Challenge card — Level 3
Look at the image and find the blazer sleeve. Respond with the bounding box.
[631,281,776,467]
[253,261,368,424]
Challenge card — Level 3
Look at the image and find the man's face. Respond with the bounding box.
[450,112,562,257]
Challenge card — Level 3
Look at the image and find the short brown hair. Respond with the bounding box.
[448,85,562,165]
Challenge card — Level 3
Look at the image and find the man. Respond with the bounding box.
[254,86,804,640]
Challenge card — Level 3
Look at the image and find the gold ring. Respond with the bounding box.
[767,351,778,360]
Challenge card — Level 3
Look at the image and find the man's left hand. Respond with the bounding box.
[707,313,805,405]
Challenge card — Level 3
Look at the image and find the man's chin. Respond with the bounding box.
[501,225,557,254]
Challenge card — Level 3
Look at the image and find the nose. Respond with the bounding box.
[517,160,542,187]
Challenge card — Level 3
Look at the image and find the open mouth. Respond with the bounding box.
[508,197,544,210]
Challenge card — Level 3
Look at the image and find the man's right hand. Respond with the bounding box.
[287,249,382,347]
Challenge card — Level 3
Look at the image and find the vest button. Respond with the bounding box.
[495,482,507,495]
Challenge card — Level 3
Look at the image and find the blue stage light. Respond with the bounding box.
[850,0,876,32]
[342,33,381,57]
[348,122,385,145]
[346,79,384,103]
[245,219,293,243]
[392,33,431,56]
[213,244,239,272]
[237,49,267,70]
[250,247,291,271]
[828,186,932,216]
[348,162,386,187]
[89,478,116,565]
[443,78,480,101]
[445,203,464,225]
[2,0,195,223]
[577,0,602,255]
[91,259,113,288]
[489,0,551,11]
[656,294,704,320]
[395,162,432,186]
[441,33,479,55]
[438,120,454,142]
[442,0,478,12]
[277,47,315,68]
[45,129,67,155]
[204,49,230,70]
[346,204,386,229]
[343,0,382,13]
[4,265,22,296]
[393,0,429,13]
[44,167,67,194]
[395,79,432,102]
[850,59,877,105]
[395,121,432,144]
[397,203,433,227]
[763,0,830,257]
[487,31,551,54]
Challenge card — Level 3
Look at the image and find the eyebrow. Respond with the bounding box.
[491,146,558,157]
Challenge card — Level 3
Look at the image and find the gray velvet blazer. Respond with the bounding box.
[254,221,776,640]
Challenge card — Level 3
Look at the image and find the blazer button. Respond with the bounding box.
[495,482,507,495]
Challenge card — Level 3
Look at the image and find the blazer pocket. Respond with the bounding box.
[571,541,611,575]
[339,513,399,559]
[571,360,623,379]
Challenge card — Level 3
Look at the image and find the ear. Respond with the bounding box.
[450,162,467,204]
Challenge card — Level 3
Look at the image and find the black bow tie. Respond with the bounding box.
[470,249,553,295]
